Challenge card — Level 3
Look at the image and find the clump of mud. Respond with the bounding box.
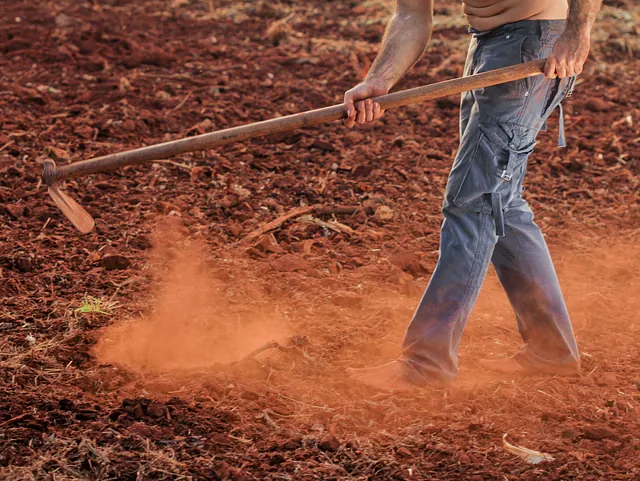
[94,220,289,372]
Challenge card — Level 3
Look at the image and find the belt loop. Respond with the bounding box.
[491,193,505,237]
[557,102,566,148]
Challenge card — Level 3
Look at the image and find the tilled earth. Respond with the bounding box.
[1,0,640,479]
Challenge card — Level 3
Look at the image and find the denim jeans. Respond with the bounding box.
[401,20,580,384]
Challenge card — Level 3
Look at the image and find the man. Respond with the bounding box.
[345,0,602,390]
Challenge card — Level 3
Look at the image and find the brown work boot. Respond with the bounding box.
[478,356,528,374]
[479,356,580,375]
[347,360,417,392]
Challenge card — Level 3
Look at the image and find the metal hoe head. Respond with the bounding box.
[43,159,95,234]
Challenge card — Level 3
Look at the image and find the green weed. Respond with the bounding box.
[74,296,118,315]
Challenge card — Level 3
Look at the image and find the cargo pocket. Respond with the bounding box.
[451,123,536,236]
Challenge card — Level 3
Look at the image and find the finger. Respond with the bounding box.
[365,99,374,122]
[343,111,356,127]
[373,102,384,120]
[544,57,557,79]
[564,59,577,77]
[343,92,356,120]
[356,101,366,124]
[556,62,568,79]
[343,98,356,128]
[574,61,584,75]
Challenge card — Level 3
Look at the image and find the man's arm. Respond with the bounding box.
[545,0,603,79]
[344,0,433,128]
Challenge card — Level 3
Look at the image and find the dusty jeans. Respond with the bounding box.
[401,20,580,384]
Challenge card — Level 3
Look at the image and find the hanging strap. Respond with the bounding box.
[491,193,505,237]
[557,76,576,148]
[557,102,566,148]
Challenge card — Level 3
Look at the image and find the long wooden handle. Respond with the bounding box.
[49,59,545,182]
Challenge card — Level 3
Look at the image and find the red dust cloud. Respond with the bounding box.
[94,221,290,373]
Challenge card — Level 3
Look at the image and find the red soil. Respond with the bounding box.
[1,0,639,479]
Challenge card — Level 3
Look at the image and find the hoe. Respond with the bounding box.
[42,60,547,233]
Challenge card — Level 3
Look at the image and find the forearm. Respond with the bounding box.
[565,0,603,37]
[365,2,433,90]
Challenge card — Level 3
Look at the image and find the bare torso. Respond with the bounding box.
[463,0,569,31]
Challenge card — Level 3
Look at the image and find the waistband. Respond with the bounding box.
[469,19,566,38]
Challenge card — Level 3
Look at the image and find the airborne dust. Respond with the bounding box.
[94,220,291,373]
[95,218,640,399]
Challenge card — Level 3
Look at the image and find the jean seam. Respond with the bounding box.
[516,35,541,125]
[447,211,489,351]
[507,219,546,363]
[508,222,537,293]
[502,214,579,367]
[477,114,542,131]
[451,131,484,208]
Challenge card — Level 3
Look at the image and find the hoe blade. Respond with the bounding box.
[47,185,95,234]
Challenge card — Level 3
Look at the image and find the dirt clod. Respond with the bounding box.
[388,250,428,276]
[318,434,340,452]
[269,454,286,466]
[128,422,165,440]
[280,438,302,450]
[332,290,364,308]
[375,205,395,221]
[596,372,618,386]
[352,164,374,177]
[4,204,26,220]
[146,401,168,419]
[254,234,284,254]
[13,257,35,273]
[585,98,611,112]
[582,427,618,441]
[101,254,131,271]
[58,399,75,411]
[272,254,310,272]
